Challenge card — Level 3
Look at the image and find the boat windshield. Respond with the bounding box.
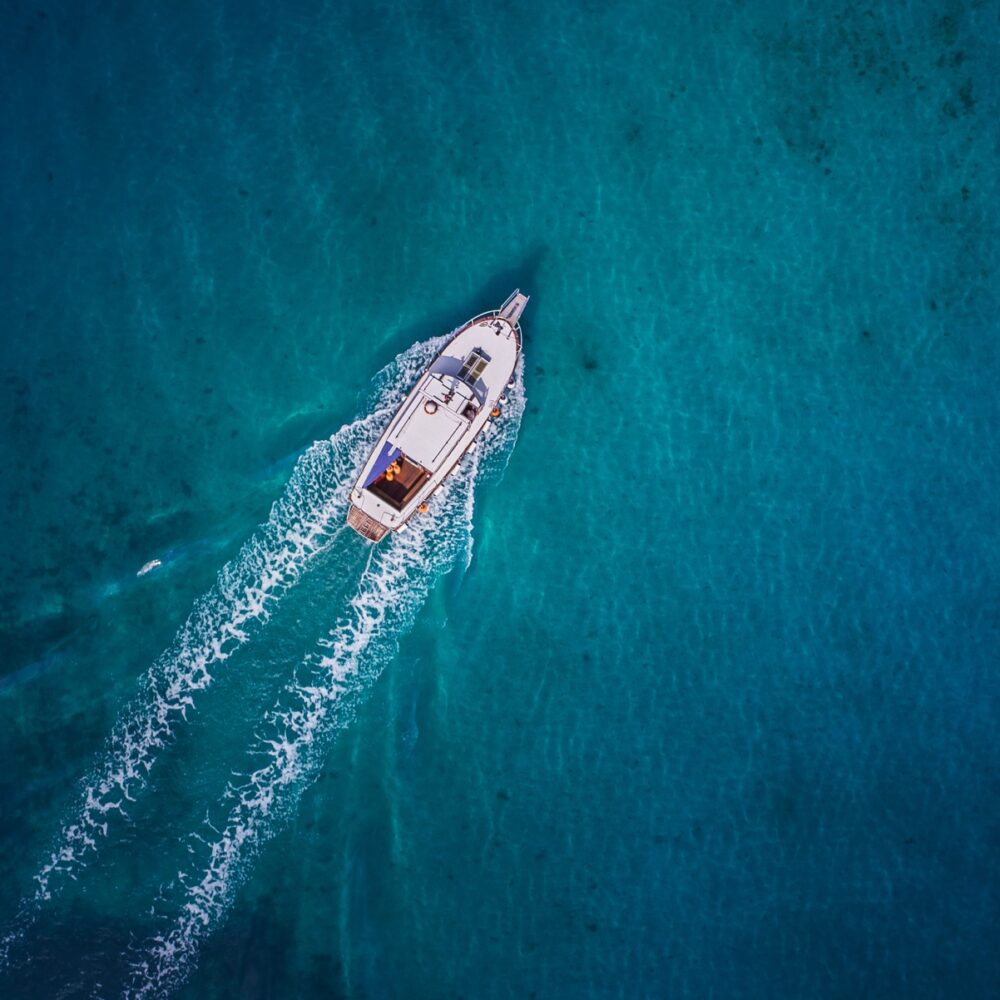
[458,351,489,385]
[365,454,431,510]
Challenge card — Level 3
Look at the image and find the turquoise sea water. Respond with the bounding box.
[2,1,999,997]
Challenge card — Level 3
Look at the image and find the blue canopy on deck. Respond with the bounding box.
[363,441,402,488]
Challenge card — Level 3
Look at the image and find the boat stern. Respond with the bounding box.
[347,503,390,542]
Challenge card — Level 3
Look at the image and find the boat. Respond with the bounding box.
[346,290,528,542]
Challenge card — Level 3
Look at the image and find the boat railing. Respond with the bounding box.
[462,309,524,348]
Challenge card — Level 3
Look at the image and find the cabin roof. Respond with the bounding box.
[388,382,467,468]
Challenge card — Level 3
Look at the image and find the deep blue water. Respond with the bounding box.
[2,1,999,997]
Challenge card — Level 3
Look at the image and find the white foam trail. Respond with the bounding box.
[0,336,449,962]
[123,361,525,1000]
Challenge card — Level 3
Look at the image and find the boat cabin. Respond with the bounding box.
[361,348,496,509]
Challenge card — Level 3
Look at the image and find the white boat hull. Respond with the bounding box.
[347,291,527,542]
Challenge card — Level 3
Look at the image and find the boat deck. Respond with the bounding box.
[365,455,430,510]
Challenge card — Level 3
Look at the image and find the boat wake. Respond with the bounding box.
[0,336,449,964]
[124,358,524,1000]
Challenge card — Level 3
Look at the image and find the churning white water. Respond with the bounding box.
[125,357,524,999]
